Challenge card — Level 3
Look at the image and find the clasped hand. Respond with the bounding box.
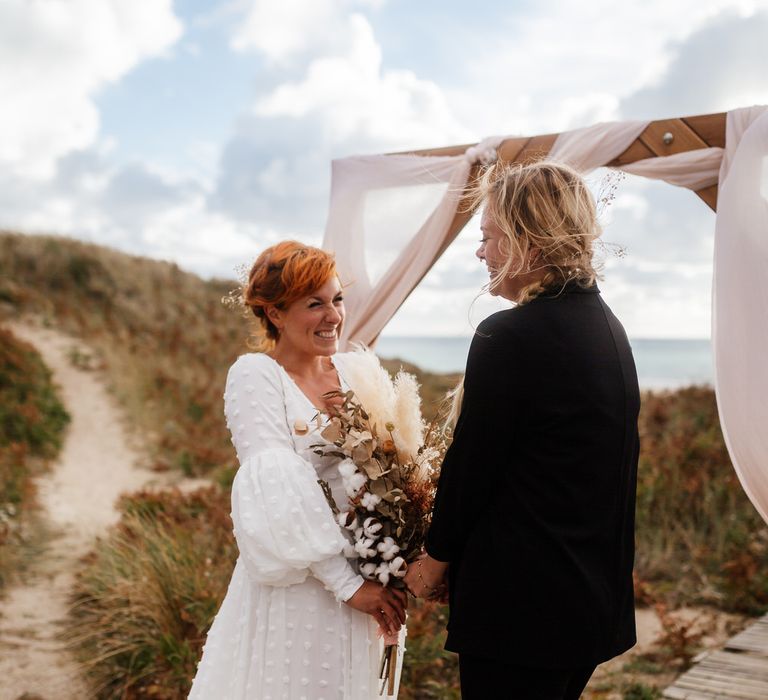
[345,580,407,636]
[403,553,449,602]
[345,553,448,636]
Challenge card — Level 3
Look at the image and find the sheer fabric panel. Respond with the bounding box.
[712,109,768,523]
[323,154,471,347]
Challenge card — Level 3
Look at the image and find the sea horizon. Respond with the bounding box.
[375,336,713,390]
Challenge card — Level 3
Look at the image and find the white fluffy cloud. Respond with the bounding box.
[596,175,716,338]
[253,14,470,148]
[620,10,768,118]
[0,0,182,179]
[212,10,471,236]
[450,0,768,135]
[0,1,258,279]
[0,146,268,278]
[231,0,384,63]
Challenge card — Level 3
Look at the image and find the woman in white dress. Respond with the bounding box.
[189,241,407,700]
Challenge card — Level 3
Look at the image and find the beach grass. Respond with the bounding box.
[67,487,237,699]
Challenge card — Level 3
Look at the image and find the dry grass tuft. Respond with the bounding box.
[634,386,768,614]
[68,487,236,699]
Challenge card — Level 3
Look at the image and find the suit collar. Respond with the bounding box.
[537,279,600,298]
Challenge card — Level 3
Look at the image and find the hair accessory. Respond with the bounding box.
[221,262,250,312]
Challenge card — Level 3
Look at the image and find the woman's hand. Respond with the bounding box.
[345,580,408,636]
[403,554,449,600]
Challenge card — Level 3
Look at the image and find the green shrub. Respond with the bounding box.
[623,682,662,700]
[399,600,460,699]
[0,325,69,588]
[0,327,69,458]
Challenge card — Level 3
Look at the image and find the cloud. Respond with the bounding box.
[231,0,385,64]
[590,171,716,338]
[213,11,470,234]
[600,262,713,338]
[253,15,466,146]
[597,174,715,264]
[0,0,182,179]
[0,1,274,280]
[0,0,760,343]
[447,0,767,136]
[620,10,768,118]
[585,6,768,336]
[0,143,270,279]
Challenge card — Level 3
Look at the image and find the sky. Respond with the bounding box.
[2,0,768,338]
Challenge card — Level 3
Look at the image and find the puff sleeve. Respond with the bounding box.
[225,354,363,601]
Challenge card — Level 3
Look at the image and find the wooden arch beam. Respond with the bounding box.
[394,112,726,254]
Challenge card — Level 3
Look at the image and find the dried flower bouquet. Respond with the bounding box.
[311,348,447,695]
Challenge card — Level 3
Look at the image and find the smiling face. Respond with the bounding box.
[267,276,345,358]
[476,208,508,283]
[476,207,542,302]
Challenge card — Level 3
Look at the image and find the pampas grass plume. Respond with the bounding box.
[393,370,424,461]
[340,344,396,431]
[337,344,425,463]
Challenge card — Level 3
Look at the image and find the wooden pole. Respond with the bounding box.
[367,111,726,344]
[390,111,726,241]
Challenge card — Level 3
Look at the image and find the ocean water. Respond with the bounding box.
[375,336,713,390]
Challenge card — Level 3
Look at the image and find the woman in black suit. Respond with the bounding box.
[404,161,640,699]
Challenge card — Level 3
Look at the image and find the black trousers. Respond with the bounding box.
[459,654,596,700]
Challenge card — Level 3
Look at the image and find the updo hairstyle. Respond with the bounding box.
[471,160,602,304]
[243,241,337,351]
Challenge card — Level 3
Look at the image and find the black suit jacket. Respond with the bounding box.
[426,282,640,667]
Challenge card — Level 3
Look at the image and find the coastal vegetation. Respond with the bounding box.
[2,231,766,697]
[0,232,459,484]
[0,325,69,589]
[67,487,237,698]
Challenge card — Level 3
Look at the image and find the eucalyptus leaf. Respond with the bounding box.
[352,444,371,464]
[321,422,343,443]
[369,480,388,497]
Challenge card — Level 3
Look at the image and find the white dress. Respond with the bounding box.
[189,352,403,700]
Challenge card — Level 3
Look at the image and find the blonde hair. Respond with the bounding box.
[469,160,602,304]
[445,160,601,429]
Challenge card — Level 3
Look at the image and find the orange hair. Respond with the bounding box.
[243,241,337,350]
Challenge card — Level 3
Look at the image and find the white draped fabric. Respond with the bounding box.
[321,105,768,522]
[546,120,648,170]
[548,120,724,189]
[712,109,768,523]
[323,154,470,347]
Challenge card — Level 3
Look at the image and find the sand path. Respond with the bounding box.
[0,321,169,700]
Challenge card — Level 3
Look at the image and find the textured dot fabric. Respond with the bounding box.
[189,353,403,699]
